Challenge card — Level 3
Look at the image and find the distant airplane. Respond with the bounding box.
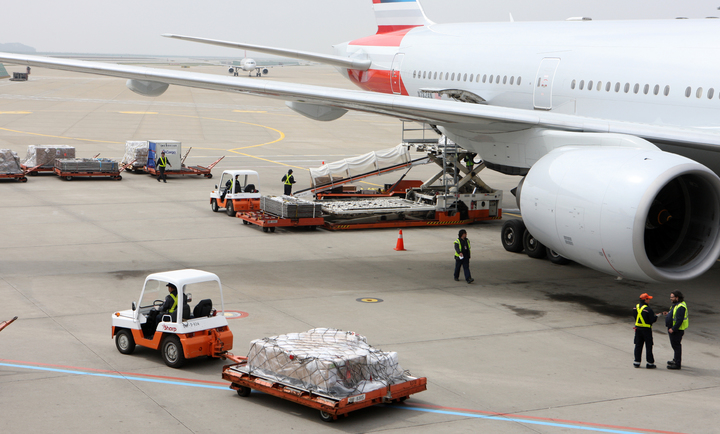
[2,0,720,283]
[224,52,269,77]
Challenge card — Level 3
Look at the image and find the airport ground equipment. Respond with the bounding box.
[111,269,233,368]
[54,158,131,181]
[121,141,149,172]
[221,328,427,422]
[0,316,18,333]
[237,195,324,232]
[9,72,28,81]
[301,140,502,230]
[145,147,223,178]
[0,149,31,182]
[21,145,75,174]
[210,170,262,216]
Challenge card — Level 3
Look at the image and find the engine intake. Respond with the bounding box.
[519,146,720,282]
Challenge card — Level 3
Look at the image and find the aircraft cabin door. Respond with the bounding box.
[533,57,561,110]
[390,53,405,95]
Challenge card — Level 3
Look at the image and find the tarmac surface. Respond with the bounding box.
[0,63,718,434]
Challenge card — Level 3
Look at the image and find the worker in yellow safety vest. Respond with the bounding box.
[156,150,172,183]
[453,229,474,284]
[663,290,689,370]
[632,293,658,369]
[282,169,296,195]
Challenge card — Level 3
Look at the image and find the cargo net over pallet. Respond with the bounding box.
[247,328,411,398]
[261,195,323,219]
[0,149,22,174]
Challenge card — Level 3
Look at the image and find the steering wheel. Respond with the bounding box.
[153,299,164,307]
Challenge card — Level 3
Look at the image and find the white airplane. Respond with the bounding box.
[224,53,269,77]
[2,0,720,283]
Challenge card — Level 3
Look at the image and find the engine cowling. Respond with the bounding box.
[126,79,169,97]
[285,101,348,121]
[519,146,720,282]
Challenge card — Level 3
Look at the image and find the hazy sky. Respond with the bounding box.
[2,0,720,56]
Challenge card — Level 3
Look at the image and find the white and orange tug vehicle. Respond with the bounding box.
[210,170,261,216]
[111,269,233,368]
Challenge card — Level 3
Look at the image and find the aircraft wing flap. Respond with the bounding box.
[1,52,719,150]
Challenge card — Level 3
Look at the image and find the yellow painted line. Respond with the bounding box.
[119,111,158,114]
[0,127,122,144]
[504,212,522,218]
[0,111,32,114]
[233,110,267,113]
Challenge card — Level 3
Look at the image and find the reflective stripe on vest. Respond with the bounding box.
[635,304,651,328]
[158,156,168,168]
[454,238,471,258]
[284,174,292,185]
[169,293,178,313]
[672,301,689,330]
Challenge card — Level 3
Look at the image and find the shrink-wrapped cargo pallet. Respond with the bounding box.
[23,145,75,168]
[261,195,323,218]
[121,141,148,169]
[246,328,410,398]
[0,149,22,174]
[55,158,119,173]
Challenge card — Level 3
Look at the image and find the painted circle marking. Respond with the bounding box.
[222,310,249,319]
[356,298,383,303]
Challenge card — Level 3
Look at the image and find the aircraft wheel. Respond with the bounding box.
[547,248,571,265]
[501,219,525,253]
[115,329,136,355]
[161,335,185,368]
[523,230,547,259]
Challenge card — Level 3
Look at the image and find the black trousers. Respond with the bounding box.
[157,166,166,182]
[454,257,471,281]
[284,184,292,195]
[634,327,654,364]
[669,330,684,365]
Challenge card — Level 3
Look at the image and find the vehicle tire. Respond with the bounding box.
[206,173,213,179]
[226,200,235,217]
[501,219,526,253]
[547,248,571,265]
[211,199,219,212]
[523,230,547,259]
[115,175,122,181]
[319,411,335,422]
[66,176,73,181]
[20,177,27,182]
[262,227,269,233]
[242,220,249,225]
[161,335,185,368]
[236,386,251,397]
[115,329,136,355]
[270,227,275,233]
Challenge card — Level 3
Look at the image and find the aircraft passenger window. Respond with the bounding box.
[708,88,715,99]
[517,77,521,85]
[422,71,426,79]
[579,80,584,90]
[490,75,494,84]
[503,75,507,84]
[615,82,621,92]
[510,76,514,85]
[571,80,576,90]
[496,75,501,83]
[643,84,649,94]
[469,74,473,82]
[624,83,630,93]
[597,81,602,91]
[654,84,660,95]
[685,87,692,97]
[413,71,416,78]
[696,87,703,98]
[434,72,438,79]
[445,72,449,80]
[463,73,468,81]
[451,73,455,81]
[606,82,611,92]
[633,83,639,94]
[588,80,593,90]
[482,74,487,83]
[476,74,480,82]
[664,85,670,96]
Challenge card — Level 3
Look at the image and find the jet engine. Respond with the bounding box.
[285,101,347,121]
[518,146,720,282]
[126,79,169,97]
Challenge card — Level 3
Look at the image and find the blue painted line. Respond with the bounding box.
[396,406,644,434]
[0,362,228,390]
[1,362,649,433]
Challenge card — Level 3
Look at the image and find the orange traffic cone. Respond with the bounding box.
[394,230,406,251]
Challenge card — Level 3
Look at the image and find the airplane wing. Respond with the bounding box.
[0,62,9,79]
[162,34,372,71]
[0,51,719,152]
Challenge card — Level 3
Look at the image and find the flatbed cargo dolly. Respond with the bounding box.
[222,356,427,422]
[54,159,134,181]
[0,316,18,333]
[145,152,224,178]
[237,210,325,232]
[0,172,28,182]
